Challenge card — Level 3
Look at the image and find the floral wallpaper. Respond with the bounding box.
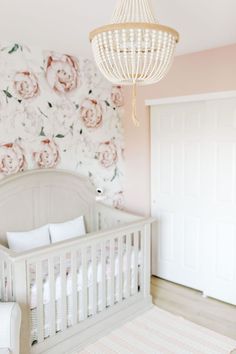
[0,43,125,208]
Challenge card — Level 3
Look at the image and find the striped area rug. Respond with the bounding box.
[79,307,236,354]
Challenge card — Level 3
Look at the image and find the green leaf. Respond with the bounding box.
[3,89,12,98]
[39,127,46,137]
[55,134,65,138]
[111,167,118,182]
[38,107,48,118]
[8,44,19,54]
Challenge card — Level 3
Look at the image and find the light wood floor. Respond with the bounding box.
[151,276,236,341]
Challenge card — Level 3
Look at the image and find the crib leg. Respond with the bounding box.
[14,260,31,354]
[143,223,151,298]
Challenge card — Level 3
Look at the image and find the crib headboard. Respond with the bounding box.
[0,169,96,246]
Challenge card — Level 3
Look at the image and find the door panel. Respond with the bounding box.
[151,98,236,304]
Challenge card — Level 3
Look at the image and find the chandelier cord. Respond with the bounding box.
[132,82,140,127]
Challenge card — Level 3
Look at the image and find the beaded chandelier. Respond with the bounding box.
[89,0,179,126]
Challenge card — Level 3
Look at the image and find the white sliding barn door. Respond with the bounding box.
[151,97,236,304]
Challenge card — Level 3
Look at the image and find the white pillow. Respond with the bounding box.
[7,225,50,252]
[49,216,86,243]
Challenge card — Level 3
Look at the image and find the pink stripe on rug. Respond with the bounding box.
[134,315,222,354]
[78,307,236,354]
[148,308,235,348]
[147,308,236,351]
[142,310,228,353]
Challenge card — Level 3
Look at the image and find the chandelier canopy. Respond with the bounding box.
[89,0,179,86]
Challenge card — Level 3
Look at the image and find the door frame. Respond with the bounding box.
[146,90,236,107]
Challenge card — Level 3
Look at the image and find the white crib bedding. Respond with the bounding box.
[30,246,142,343]
[30,247,141,308]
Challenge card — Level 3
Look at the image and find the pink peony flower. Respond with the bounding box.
[13,71,39,99]
[97,140,118,168]
[111,86,124,107]
[0,142,27,175]
[80,98,103,129]
[33,138,60,168]
[45,52,79,93]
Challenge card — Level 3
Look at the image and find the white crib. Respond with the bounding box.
[0,170,153,354]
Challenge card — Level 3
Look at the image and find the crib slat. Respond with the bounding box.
[48,257,56,337]
[133,231,139,295]
[60,254,67,331]
[117,235,123,302]
[0,260,2,301]
[6,261,12,301]
[0,260,5,301]
[101,241,106,310]
[71,251,78,325]
[81,246,88,320]
[5,262,9,301]
[140,229,144,293]
[3,261,7,301]
[92,244,97,315]
[109,238,115,306]
[143,223,151,297]
[36,261,44,343]
[126,233,131,298]
[98,212,102,231]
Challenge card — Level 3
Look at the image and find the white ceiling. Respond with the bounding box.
[0,0,235,58]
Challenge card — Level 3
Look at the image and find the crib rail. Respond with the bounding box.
[95,202,142,231]
[0,217,153,354]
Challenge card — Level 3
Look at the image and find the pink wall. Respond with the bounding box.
[123,44,236,216]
